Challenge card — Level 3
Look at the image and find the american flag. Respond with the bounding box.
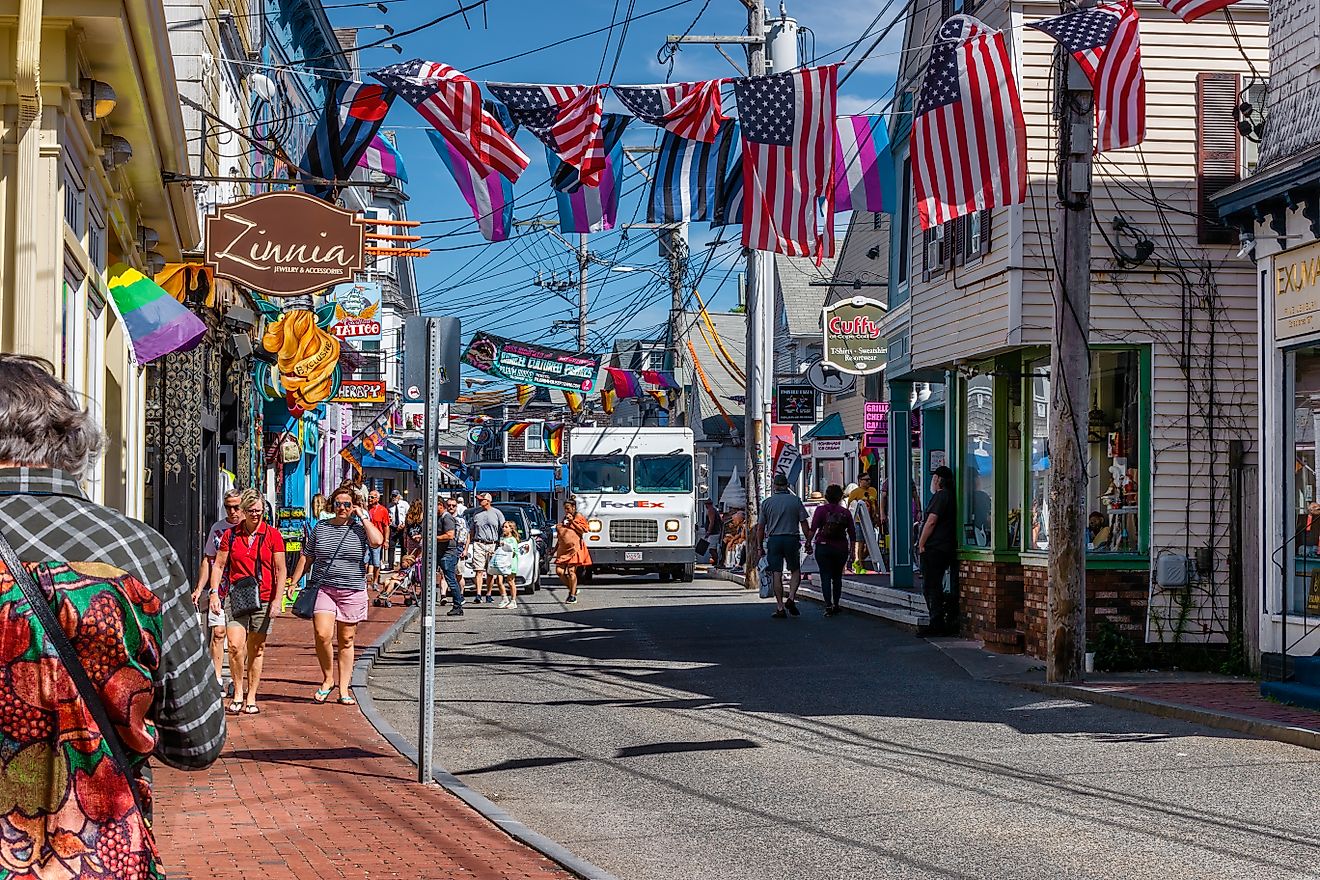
[732,65,839,261]
[912,16,1026,231]
[613,79,727,143]
[487,83,608,187]
[1156,0,1239,22]
[372,60,528,182]
[1030,1,1145,153]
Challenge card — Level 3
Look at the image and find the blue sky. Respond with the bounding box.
[327,0,901,357]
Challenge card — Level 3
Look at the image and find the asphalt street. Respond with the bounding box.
[367,573,1320,880]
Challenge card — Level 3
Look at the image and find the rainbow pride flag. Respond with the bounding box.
[107,264,207,365]
[546,424,565,457]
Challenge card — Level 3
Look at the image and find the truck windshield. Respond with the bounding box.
[634,455,693,493]
[571,455,631,494]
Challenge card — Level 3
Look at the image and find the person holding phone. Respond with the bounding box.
[287,486,383,705]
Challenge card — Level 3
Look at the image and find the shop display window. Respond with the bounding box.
[1028,348,1144,555]
[1288,348,1320,614]
[962,375,994,547]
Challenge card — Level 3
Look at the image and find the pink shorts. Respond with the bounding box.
[314,586,369,624]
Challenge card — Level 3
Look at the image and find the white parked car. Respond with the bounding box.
[456,504,542,592]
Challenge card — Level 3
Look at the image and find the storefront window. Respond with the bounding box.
[1028,358,1051,550]
[963,375,994,547]
[1289,348,1320,614]
[1028,349,1144,555]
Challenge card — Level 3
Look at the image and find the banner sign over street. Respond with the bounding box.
[822,296,888,375]
[204,191,366,297]
[328,280,382,341]
[462,331,600,392]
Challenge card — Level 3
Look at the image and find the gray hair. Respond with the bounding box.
[0,355,104,479]
[223,489,243,502]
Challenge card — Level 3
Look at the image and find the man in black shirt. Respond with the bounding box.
[918,465,958,635]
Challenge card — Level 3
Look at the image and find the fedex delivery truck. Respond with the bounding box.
[566,426,698,582]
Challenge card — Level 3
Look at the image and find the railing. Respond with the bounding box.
[1268,526,1320,681]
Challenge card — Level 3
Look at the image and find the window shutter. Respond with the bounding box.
[1196,72,1241,246]
[951,216,967,267]
[979,209,992,255]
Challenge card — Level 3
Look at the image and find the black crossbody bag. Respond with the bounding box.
[0,530,148,819]
[293,519,355,619]
[225,526,267,617]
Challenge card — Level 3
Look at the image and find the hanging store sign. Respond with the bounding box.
[864,401,890,446]
[204,192,366,297]
[331,380,387,404]
[462,331,600,392]
[1276,240,1320,342]
[328,280,382,341]
[822,296,888,375]
[775,385,817,424]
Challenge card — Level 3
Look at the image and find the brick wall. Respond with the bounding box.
[1022,565,1149,660]
[957,560,1024,654]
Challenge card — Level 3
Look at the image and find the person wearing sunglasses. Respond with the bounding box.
[288,485,384,704]
[192,489,244,687]
[209,489,287,715]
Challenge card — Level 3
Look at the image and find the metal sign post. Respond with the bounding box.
[410,315,460,784]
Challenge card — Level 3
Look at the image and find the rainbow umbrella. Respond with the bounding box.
[107,263,207,365]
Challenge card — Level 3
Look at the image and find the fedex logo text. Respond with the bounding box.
[599,500,668,509]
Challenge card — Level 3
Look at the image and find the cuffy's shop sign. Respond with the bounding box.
[822,296,888,375]
[205,191,367,297]
[1277,241,1320,341]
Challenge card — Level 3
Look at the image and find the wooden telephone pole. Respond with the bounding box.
[1046,50,1093,682]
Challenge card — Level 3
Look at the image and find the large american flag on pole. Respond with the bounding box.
[372,60,529,182]
[487,83,608,187]
[912,16,1026,230]
[1156,0,1239,22]
[1030,0,1145,153]
[732,64,839,262]
[613,79,727,143]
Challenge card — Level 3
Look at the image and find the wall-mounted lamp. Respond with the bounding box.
[249,73,277,103]
[224,305,256,330]
[102,134,133,170]
[866,245,881,260]
[144,251,167,275]
[137,226,159,251]
[79,79,117,121]
[376,43,404,54]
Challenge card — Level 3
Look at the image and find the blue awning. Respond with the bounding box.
[802,413,847,440]
[362,446,419,472]
[471,465,560,494]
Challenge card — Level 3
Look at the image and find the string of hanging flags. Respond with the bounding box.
[294,0,1239,246]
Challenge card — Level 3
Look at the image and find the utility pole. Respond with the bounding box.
[1046,50,1093,683]
[577,233,590,353]
[661,225,688,370]
[668,0,771,588]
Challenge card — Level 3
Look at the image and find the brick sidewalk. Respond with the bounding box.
[1077,680,1320,731]
[152,606,573,880]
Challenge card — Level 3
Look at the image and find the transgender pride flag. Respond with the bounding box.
[546,114,629,234]
[429,129,513,242]
[833,115,895,214]
[357,134,408,182]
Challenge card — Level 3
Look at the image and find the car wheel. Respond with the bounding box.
[680,563,695,582]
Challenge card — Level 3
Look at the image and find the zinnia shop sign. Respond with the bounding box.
[822,296,888,375]
[205,192,366,297]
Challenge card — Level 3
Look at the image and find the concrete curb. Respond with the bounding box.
[351,608,622,880]
[1018,681,1320,752]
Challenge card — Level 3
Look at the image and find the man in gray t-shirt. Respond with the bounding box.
[469,493,505,601]
[758,474,812,618]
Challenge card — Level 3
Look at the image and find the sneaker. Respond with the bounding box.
[445,607,464,617]
[785,599,800,617]
[823,606,836,617]
[566,595,579,604]
[505,600,518,610]
[772,609,787,619]
[497,598,511,608]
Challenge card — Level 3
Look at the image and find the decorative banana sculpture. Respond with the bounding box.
[261,309,341,416]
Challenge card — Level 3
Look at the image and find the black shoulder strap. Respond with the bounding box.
[0,529,147,819]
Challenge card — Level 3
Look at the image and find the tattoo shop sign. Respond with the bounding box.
[205,192,366,297]
[463,331,600,392]
[822,296,888,375]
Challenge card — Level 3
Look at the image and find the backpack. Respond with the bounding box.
[817,507,851,543]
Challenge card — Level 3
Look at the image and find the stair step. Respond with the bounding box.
[1261,680,1320,713]
[983,627,1025,655]
[841,578,928,612]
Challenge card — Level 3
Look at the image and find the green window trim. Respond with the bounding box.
[954,345,1153,557]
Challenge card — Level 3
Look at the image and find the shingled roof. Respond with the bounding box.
[774,253,839,339]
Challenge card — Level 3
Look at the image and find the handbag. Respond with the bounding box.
[294,520,355,620]
[757,550,772,599]
[695,537,711,558]
[226,527,266,617]
[0,530,153,829]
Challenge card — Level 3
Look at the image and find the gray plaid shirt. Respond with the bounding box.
[0,467,225,770]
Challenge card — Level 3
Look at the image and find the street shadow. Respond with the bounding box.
[614,738,759,758]
[223,745,409,782]
[457,755,584,776]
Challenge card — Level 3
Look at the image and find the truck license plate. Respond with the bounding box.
[625,551,643,562]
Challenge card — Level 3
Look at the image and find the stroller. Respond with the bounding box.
[374,554,421,607]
